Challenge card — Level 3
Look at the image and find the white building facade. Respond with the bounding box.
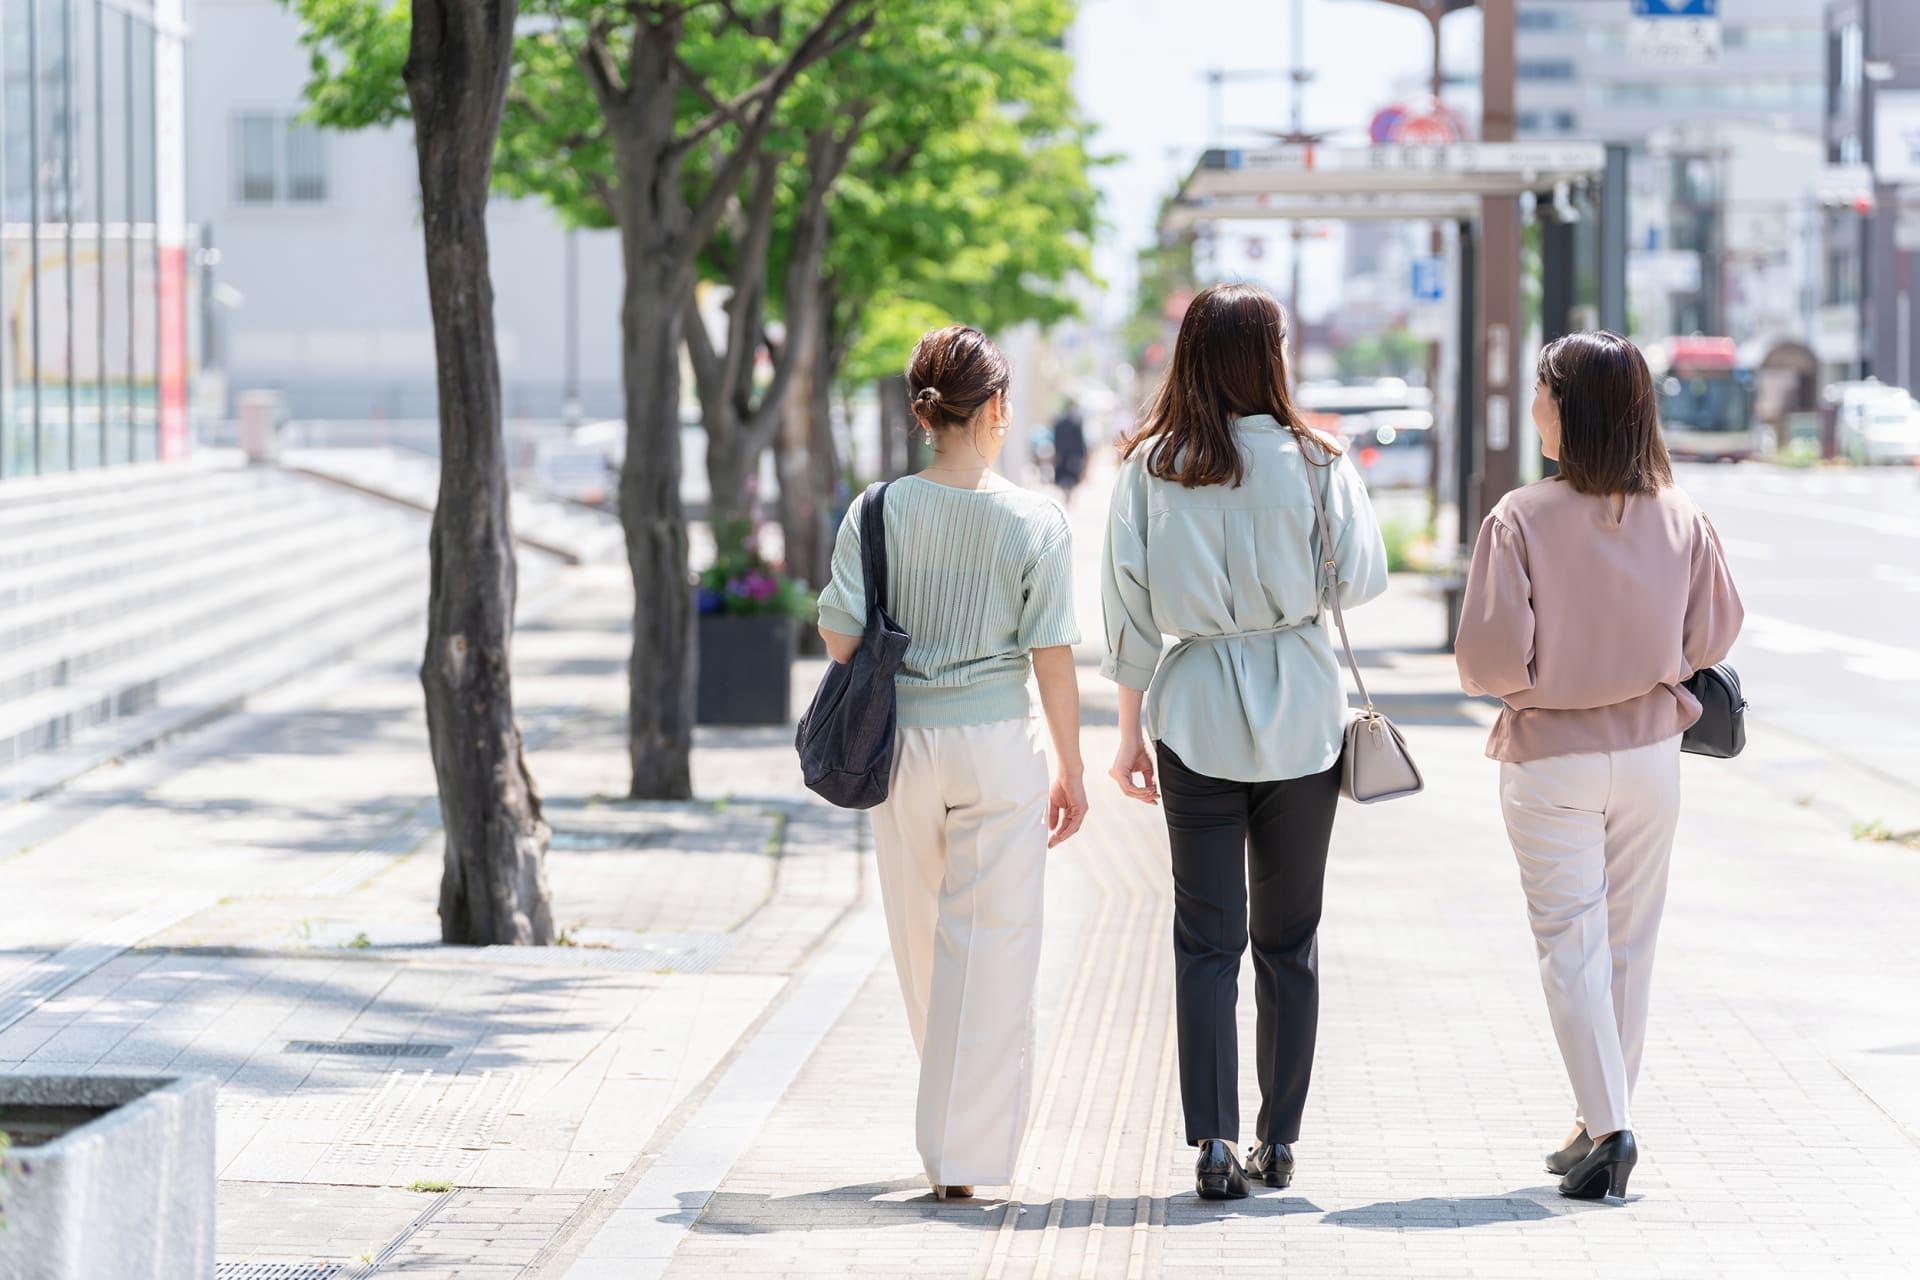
[188,0,627,423]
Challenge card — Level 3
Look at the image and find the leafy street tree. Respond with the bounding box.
[411,0,555,943]
[763,0,1098,585]
[292,0,871,802]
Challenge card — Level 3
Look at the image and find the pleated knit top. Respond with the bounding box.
[815,473,1081,728]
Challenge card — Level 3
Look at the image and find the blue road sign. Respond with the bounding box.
[1412,256,1445,304]
[1633,0,1716,16]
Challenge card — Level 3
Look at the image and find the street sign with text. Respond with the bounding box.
[1412,256,1445,304]
[1631,0,1719,67]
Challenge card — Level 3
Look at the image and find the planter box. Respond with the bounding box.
[0,1074,215,1280]
[697,612,796,725]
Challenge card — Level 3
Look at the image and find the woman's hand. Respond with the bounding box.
[1109,735,1158,805]
[1047,772,1088,848]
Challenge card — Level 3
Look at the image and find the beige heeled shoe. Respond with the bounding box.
[932,1184,976,1201]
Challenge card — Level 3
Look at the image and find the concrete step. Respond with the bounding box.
[0,531,428,767]
[0,459,253,555]
[0,480,340,619]
[0,514,418,703]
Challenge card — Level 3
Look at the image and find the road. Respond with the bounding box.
[1676,462,1920,806]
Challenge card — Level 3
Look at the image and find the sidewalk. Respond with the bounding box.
[4,478,1919,1279]
[547,481,1920,1278]
[0,564,864,1278]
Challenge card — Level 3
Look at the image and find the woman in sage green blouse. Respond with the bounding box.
[1102,284,1388,1202]
[816,325,1086,1203]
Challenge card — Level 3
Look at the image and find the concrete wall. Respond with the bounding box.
[187,0,628,421]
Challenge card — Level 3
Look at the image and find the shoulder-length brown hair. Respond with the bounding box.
[1122,283,1335,488]
[1537,330,1673,496]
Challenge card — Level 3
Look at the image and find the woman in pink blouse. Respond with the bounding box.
[1456,331,1742,1203]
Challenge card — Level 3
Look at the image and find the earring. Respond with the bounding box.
[922,428,933,447]
[992,423,1008,438]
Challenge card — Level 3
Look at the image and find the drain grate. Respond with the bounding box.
[284,1041,452,1058]
[215,1264,343,1280]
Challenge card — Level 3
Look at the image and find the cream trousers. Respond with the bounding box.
[869,718,1049,1187]
[1500,735,1682,1139]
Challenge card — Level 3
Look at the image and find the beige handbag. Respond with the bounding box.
[1306,457,1424,804]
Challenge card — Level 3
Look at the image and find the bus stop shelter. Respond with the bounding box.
[1162,142,1625,631]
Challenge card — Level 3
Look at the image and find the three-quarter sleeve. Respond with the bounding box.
[1326,453,1390,609]
[813,494,867,637]
[1017,518,1081,649]
[1100,462,1161,691]
[1455,513,1537,700]
[1683,511,1744,672]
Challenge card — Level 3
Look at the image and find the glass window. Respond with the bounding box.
[236,112,276,202]
[1517,9,1574,33]
[284,118,326,202]
[1518,59,1575,82]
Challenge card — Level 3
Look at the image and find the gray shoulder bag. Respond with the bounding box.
[1306,455,1424,804]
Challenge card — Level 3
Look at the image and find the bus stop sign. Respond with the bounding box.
[1631,0,1719,67]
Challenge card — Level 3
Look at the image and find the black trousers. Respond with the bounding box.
[1156,742,1341,1147]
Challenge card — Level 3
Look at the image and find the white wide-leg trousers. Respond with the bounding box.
[1499,735,1682,1139]
[868,718,1049,1187]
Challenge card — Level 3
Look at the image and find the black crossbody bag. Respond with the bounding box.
[795,482,911,808]
[1680,663,1746,759]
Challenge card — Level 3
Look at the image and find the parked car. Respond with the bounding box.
[1343,409,1433,491]
[1833,383,1920,466]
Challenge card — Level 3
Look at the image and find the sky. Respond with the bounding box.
[1070,0,1486,326]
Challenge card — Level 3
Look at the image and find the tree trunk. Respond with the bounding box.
[405,0,553,945]
[618,248,696,801]
[703,430,755,544]
[877,373,913,480]
[778,297,837,655]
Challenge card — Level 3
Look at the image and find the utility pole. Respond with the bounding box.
[1477,0,1522,522]
[1287,0,1311,335]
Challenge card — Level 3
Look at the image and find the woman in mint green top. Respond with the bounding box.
[816,325,1085,1202]
[1102,284,1387,1203]
[815,472,1080,728]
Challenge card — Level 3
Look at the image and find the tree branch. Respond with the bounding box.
[683,292,725,436]
[681,0,873,247]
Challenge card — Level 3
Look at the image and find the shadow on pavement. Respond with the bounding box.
[1320,1187,1616,1229]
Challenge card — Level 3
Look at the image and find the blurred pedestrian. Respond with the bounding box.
[816,325,1086,1203]
[1050,400,1088,499]
[1101,284,1388,1201]
[1455,330,1743,1202]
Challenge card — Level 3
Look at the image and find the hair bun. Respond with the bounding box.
[914,387,943,407]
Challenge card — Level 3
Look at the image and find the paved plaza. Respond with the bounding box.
[2,486,1918,1278]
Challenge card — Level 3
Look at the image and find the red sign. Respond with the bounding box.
[1368,99,1469,146]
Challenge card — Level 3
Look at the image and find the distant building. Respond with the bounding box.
[1823,0,1920,391]
[187,0,626,423]
[1515,0,1826,347]
[0,0,188,480]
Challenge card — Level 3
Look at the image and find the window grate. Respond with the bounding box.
[283,1041,452,1058]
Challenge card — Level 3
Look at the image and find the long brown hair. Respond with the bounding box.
[1123,283,1334,488]
[1536,331,1672,496]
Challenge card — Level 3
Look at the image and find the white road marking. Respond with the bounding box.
[1742,614,1920,683]
[1698,489,1920,540]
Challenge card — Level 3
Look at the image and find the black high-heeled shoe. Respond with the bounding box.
[1194,1139,1250,1200]
[1558,1130,1637,1200]
[1246,1141,1294,1189]
[1545,1127,1592,1176]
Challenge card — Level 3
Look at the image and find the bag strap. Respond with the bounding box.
[1304,443,1377,717]
[859,480,891,623]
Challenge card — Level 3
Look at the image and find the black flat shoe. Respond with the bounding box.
[1247,1141,1295,1189]
[1545,1127,1592,1176]
[1194,1139,1250,1200]
[1558,1130,1637,1201]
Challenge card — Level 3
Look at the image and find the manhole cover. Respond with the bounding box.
[215,1265,343,1280]
[284,1041,452,1058]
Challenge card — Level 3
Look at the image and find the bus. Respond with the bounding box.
[1644,336,1765,462]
